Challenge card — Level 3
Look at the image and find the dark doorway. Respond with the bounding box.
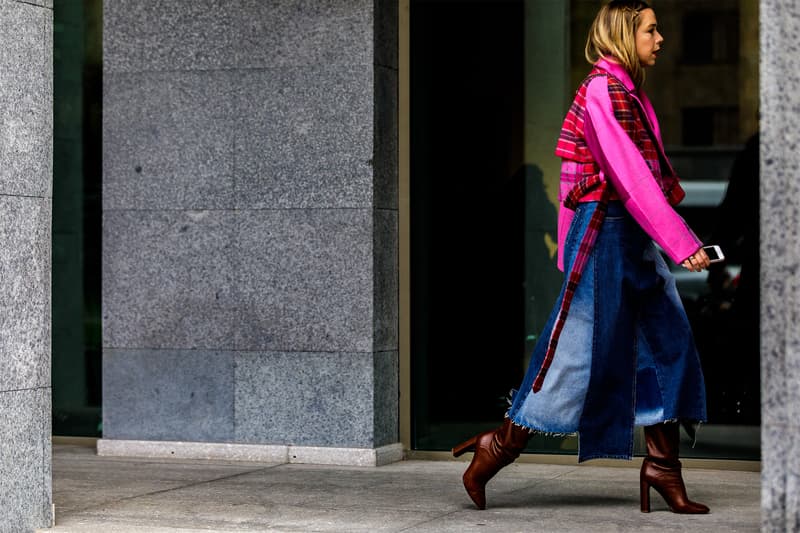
[410,0,525,450]
[52,0,103,437]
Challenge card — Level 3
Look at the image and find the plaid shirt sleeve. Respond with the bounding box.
[583,76,701,264]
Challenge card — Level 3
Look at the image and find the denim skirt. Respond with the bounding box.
[506,201,707,462]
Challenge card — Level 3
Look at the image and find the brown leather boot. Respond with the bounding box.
[640,422,709,514]
[452,418,531,510]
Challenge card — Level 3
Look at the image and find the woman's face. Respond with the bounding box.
[635,8,663,67]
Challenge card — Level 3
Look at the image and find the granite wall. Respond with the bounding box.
[0,0,54,529]
[101,0,399,455]
[761,0,800,531]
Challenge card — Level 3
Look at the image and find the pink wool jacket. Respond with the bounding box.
[555,59,701,271]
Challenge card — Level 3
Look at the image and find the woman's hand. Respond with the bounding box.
[682,247,711,272]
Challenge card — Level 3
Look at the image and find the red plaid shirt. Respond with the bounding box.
[554,68,683,205]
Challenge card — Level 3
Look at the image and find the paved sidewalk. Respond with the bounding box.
[40,444,760,532]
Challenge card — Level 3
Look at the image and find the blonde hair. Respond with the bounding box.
[585,0,652,88]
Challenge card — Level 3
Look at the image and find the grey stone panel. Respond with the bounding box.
[102,209,237,350]
[788,427,800,532]
[373,350,398,447]
[761,423,792,532]
[104,0,372,73]
[102,349,235,442]
[103,71,236,210]
[0,1,53,198]
[16,0,53,8]
[234,209,373,353]
[43,388,52,522]
[372,209,398,352]
[374,66,398,210]
[229,0,373,70]
[761,0,800,529]
[103,0,236,73]
[374,0,398,69]
[759,249,788,429]
[234,351,375,447]
[0,197,51,392]
[0,388,52,530]
[789,325,800,426]
[233,66,374,209]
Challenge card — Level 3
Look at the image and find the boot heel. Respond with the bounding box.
[640,478,651,513]
[452,436,477,457]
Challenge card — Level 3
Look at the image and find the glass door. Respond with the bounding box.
[410,0,760,461]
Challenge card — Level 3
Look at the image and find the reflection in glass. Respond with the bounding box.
[410,0,759,460]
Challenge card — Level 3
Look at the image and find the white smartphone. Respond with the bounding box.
[703,245,725,263]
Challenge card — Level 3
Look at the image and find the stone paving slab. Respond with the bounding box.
[39,444,760,532]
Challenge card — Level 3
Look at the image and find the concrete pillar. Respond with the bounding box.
[761,0,800,530]
[0,0,54,529]
[100,0,399,465]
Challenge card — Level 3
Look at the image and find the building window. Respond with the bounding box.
[682,107,740,146]
[682,11,739,65]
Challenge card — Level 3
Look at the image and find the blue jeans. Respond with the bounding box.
[507,201,707,462]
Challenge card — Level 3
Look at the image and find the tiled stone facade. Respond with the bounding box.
[761,1,800,530]
[101,0,399,456]
[0,0,53,529]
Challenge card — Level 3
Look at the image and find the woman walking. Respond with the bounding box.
[453,0,710,514]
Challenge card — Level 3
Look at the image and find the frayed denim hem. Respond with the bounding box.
[504,412,578,438]
[578,453,633,463]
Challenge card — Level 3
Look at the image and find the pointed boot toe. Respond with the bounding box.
[462,472,487,510]
[453,419,531,510]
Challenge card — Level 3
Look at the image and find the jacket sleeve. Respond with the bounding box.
[583,76,702,264]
